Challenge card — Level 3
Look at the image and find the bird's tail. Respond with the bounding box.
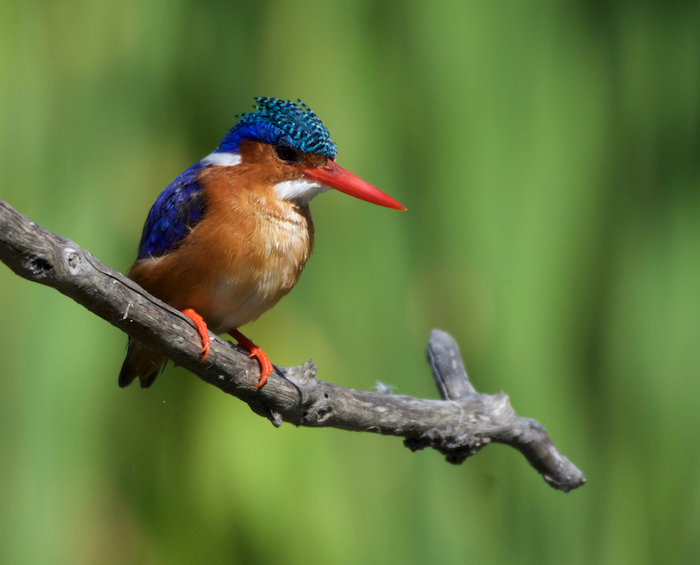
[118,338,167,388]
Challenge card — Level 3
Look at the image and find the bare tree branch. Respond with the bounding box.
[0,197,585,492]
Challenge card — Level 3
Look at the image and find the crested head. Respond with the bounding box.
[215,97,337,159]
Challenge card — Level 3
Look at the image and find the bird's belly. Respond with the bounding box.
[206,271,289,333]
[201,218,311,333]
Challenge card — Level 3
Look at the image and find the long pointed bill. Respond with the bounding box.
[294,160,406,211]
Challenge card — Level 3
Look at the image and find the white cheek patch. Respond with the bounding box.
[274,179,329,204]
[201,152,242,167]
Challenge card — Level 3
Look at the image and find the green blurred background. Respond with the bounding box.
[1,0,699,563]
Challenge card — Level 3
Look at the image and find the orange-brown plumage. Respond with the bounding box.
[129,142,315,332]
[119,98,405,389]
[121,142,316,387]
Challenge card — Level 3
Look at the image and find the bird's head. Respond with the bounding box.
[209,97,406,211]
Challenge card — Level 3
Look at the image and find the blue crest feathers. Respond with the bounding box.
[216,97,337,158]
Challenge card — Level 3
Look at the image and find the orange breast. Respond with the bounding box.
[128,155,314,334]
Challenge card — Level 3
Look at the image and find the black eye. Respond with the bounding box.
[275,145,299,163]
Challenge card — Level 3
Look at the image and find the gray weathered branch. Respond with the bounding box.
[0,197,585,492]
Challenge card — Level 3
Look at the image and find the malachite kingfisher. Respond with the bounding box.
[119,97,406,389]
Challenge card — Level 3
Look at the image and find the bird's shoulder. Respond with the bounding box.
[137,162,206,260]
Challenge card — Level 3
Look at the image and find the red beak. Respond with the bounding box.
[294,160,406,211]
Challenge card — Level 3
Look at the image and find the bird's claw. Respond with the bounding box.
[248,347,273,388]
[229,329,273,388]
[199,343,210,362]
[181,308,210,363]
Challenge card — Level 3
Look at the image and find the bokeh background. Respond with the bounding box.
[1,0,699,563]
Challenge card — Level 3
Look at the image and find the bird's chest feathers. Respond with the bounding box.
[196,171,314,329]
[237,201,312,293]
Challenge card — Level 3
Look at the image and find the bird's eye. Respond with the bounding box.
[275,145,299,163]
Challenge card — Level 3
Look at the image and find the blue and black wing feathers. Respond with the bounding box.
[137,163,206,260]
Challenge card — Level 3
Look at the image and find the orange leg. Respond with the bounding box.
[181,308,210,362]
[229,330,273,388]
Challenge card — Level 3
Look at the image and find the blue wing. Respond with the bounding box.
[137,162,206,259]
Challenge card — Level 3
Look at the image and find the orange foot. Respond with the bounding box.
[229,330,273,388]
[181,308,210,361]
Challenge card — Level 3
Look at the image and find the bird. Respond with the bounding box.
[119,97,405,389]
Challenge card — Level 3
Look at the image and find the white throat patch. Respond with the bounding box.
[274,179,329,205]
[201,152,242,167]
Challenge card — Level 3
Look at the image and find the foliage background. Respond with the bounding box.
[1,0,699,563]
